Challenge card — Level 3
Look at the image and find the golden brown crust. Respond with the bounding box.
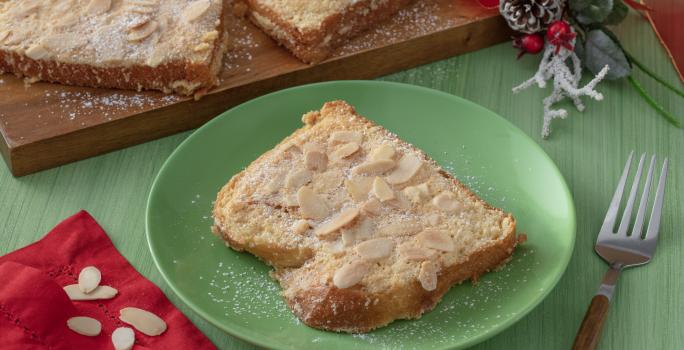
[277,229,516,332]
[245,0,415,63]
[213,100,519,332]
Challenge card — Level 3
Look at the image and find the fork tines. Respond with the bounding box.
[599,151,669,242]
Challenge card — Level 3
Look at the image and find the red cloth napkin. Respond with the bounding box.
[645,0,684,82]
[0,211,218,350]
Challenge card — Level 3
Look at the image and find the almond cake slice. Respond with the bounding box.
[212,100,519,332]
[0,0,228,96]
[243,0,415,63]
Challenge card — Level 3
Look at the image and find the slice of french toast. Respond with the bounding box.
[212,100,517,332]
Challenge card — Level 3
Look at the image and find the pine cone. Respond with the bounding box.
[500,0,564,34]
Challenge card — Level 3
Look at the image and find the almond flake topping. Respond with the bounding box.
[303,142,327,171]
[360,198,382,216]
[371,177,395,202]
[183,0,211,22]
[85,0,111,15]
[127,20,158,42]
[386,154,422,185]
[355,238,395,261]
[432,192,463,212]
[398,244,435,261]
[417,229,454,252]
[25,45,49,60]
[315,207,359,238]
[297,187,329,220]
[330,142,360,160]
[369,144,395,160]
[285,168,312,189]
[418,261,438,291]
[333,261,369,289]
[330,131,362,145]
[353,159,395,175]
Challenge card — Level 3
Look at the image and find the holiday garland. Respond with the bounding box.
[499,0,684,137]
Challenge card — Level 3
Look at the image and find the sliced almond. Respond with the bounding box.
[0,31,10,43]
[352,159,395,175]
[398,244,435,261]
[25,44,48,60]
[78,266,101,294]
[360,198,382,216]
[369,144,395,160]
[67,316,101,336]
[330,142,360,160]
[193,43,211,52]
[86,0,111,15]
[119,307,167,336]
[345,177,373,202]
[427,213,441,226]
[333,261,369,289]
[303,142,327,171]
[386,154,422,185]
[292,220,311,234]
[432,192,462,212]
[127,16,151,30]
[341,229,356,247]
[264,172,285,194]
[314,207,360,238]
[285,168,312,189]
[202,30,219,42]
[183,0,211,22]
[378,220,422,237]
[127,20,158,42]
[64,284,118,300]
[112,327,135,350]
[356,238,394,261]
[297,187,329,220]
[330,130,362,145]
[371,177,395,202]
[354,217,375,241]
[418,261,438,291]
[417,229,454,252]
[323,240,346,257]
[403,183,430,204]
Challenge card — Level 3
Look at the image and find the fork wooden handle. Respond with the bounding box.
[572,295,610,350]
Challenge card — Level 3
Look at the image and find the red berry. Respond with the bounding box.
[545,20,576,54]
[513,33,544,59]
[546,20,572,41]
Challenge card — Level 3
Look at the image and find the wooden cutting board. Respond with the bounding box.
[0,0,510,176]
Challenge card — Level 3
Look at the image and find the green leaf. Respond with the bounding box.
[604,0,629,25]
[584,29,631,79]
[571,0,614,24]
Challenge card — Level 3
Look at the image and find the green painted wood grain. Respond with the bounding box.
[1,12,682,350]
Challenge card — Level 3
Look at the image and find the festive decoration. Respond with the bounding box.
[499,0,564,33]
[499,0,684,137]
[513,34,609,138]
[546,20,576,54]
[513,33,545,58]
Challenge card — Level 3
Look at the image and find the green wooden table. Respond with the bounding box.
[1,13,682,349]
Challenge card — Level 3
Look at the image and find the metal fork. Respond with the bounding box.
[572,151,669,350]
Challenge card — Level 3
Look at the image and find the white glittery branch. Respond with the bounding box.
[512,39,610,138]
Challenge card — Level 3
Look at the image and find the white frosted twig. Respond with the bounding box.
[511,38,610,138]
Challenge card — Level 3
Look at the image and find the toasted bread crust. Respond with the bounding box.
[213,100,518,332]
[245,0,415,63]
[276,228,516,332]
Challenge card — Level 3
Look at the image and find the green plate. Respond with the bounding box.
[146,81,575,350]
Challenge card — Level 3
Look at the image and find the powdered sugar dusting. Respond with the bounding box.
[337,1,455,56]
